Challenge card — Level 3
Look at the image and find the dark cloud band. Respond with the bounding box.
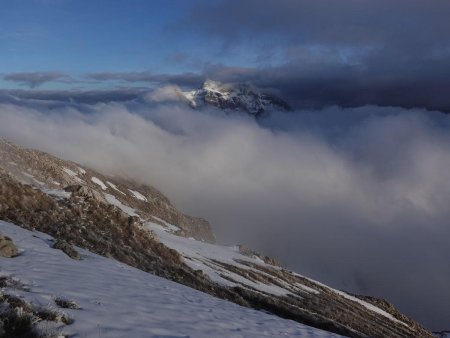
[4,72,73,88]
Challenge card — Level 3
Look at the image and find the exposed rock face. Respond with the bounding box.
[0,232,18,257]
[0,138,435,338]
[182,80,292,117]
[238,244,281,266]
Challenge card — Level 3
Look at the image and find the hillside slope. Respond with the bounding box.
[0,138,434,338]
[0,221,340,338]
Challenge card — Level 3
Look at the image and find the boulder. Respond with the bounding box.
[0,233,18,258]
[52,239,81,260]
[65,185,106,203]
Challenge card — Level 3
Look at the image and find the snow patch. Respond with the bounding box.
[42,189,72,199]
[128,189,147,201]
[91,177,107,190]
[104,193,137,217]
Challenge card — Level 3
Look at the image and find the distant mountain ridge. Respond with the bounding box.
[181,80,292,116]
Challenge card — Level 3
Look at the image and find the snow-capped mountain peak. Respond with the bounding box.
[182,80,292,116]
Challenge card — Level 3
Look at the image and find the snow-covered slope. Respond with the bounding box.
[148,222,409,325]
[0,221,340,338]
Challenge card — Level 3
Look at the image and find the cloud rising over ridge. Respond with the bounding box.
[0,93,450,330]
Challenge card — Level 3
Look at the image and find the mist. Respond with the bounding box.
[1,95,449,330]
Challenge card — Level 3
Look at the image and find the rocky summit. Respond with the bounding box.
[182,80,292,117]
[0,138,435,338]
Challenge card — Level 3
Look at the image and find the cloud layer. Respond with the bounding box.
[4,72,73,88]
[0,94,449,330]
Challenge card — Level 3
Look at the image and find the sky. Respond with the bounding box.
[1,0,450,331]
[1,1,190,73]
[0,0,261,89]
[1,0,450,112]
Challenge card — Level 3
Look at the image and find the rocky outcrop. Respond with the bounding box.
[182,80,292,117]
[238,244,281,266]
[64,184,106,203]
[0,232,18,257]
[52,239,81,260]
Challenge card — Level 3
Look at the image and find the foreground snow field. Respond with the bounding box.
[0,221,341,338]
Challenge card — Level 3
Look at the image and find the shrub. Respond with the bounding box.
[54,297,80,310]
[0,306,40,338]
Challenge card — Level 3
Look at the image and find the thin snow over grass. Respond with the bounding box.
[21,171,45,186]
[150,216,180,232]
[0,221,340,338]
[333,290,409,327]
[107,181,125,195]
[62,167,78,178]
[76,166,86,175]
[62,167,83,184]
[292,272,409,327]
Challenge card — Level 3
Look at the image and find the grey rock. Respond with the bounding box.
[65,185,106,203]
[0,233,18,258]
[52,239,81,260]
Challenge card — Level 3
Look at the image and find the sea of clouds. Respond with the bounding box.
[1,91,449,329]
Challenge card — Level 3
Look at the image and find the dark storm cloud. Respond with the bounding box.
[86,71,204,88]
[184,0,450,47]
[177,0,450,112]
[199,63,450,113]
[4,72,73,88]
